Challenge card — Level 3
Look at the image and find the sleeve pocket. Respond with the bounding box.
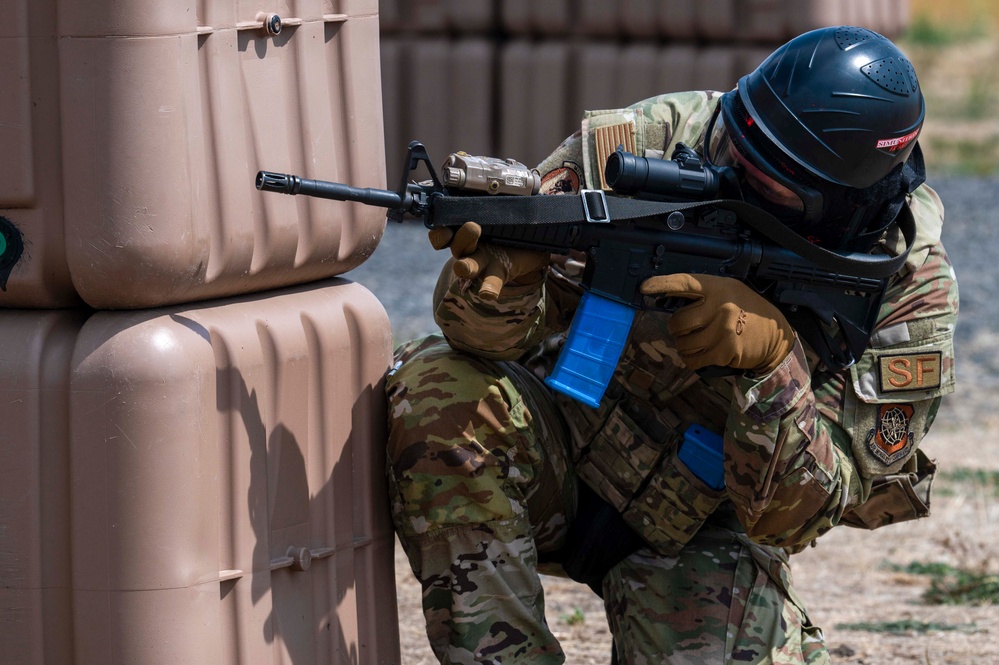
[847,330,954,478]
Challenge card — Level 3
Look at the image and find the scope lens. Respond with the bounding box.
[604,152,623,185]
[604,150,647,194]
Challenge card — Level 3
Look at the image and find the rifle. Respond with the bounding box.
[256,141,913,407]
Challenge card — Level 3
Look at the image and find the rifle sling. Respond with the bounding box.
[429,193,916,281]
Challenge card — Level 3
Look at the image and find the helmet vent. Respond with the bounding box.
[862,58,917,94]
[903,59,919,92]
[835,27,878,50]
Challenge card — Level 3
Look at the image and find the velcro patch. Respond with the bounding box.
[866,403,915,465]
[594,122,637,190]
[878,351,943,392]
[539,161,583,195]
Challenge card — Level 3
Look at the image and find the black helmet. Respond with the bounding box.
[716,26,926,251]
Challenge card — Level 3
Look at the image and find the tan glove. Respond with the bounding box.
[640,273,795,375]
[428,222,549,300]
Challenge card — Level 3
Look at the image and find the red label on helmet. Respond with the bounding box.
[876,129,920,151]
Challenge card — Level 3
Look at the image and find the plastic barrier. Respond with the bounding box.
[2,0,386,309]
[381,0,911,39]
[0,279,398,665]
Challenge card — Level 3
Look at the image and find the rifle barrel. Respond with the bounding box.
[256,171,408,210]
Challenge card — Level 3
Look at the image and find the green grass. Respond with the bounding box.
[900,11,999,175]
[560,607,586,626]
[936,467,999,495]
[904,12,991,46]
[885,560,999,605]
[963,72,999,120]
[928,138,999,177]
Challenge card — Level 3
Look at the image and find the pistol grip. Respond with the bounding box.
[545,292,636,408]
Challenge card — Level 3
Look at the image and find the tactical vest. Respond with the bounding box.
[538,101,732,555]
[532,98,948,556]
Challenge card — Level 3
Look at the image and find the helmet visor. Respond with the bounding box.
[711,91,825,227]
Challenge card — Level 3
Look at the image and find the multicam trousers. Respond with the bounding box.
[386,335,829,665]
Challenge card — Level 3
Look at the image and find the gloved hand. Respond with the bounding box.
[640,273,795,375]
[429,222,549,300]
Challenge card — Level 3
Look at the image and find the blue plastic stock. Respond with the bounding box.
[545,291,636,408]
[678,424,725,490]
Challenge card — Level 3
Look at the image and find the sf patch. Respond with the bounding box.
[878,351,943,392]
[540,161,583,195]
[866,403,915,465]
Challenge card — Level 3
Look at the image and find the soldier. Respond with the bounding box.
[385,27,957,664]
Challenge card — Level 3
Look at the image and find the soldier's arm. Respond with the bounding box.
[722,202,957,548]
[432,90,722,361]
[431,135,588,360]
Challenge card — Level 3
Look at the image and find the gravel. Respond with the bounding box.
[348,174,998,424]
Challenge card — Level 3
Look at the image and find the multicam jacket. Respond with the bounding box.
[433,91,958,555]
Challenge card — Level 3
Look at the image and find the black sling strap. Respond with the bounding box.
[428,191,916,279]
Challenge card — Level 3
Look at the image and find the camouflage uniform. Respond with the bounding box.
[386,91,958,664]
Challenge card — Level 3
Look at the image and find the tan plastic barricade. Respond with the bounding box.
[496,40,772,170]
[786,0,846,35]
[656,45,701,95]
[498,40,573,169]
[0,3,81,307]
[741,0,787,42]
[0,311,89,665]
[446,0,497,34]
[380,36,408,188]
[403,38,453,167]
[378,0,910,40]
[576,0,622,37]
[574,42,627,122]
[1,1,386,310]
[659,0,699,38]
[450,39,497,158]
[501,0,573,37]
[381,37,496,186]
[375,0,911,39]
[0,279,399,665]
[378,0,404,32]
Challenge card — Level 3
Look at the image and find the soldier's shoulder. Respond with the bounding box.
[625,90,723,118]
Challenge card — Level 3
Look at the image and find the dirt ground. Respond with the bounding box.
[392,407,999,665]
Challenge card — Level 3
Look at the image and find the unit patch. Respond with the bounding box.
[540,161,583,195]
[878,351,943,392]
[866,403,915,465]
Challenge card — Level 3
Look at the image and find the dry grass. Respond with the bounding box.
[900,7,999,175]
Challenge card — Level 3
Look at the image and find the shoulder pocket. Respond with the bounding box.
[580,108,672,191]
[850,327,955,402]
[847,329,954,477]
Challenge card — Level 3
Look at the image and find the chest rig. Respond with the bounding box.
[539,104,736,555]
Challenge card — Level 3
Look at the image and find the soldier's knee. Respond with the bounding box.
[386,336,515,453]
[385,335,540,533]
